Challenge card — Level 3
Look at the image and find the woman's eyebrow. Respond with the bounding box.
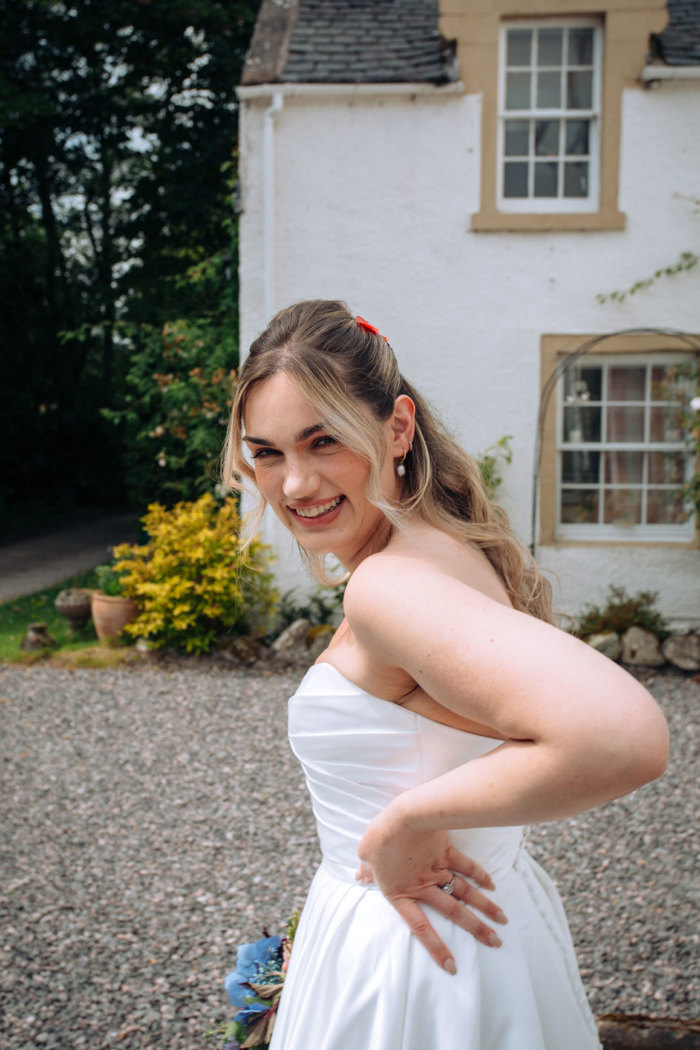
[243,423,326,446]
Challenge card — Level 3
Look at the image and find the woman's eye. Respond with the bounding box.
[314,435,339,449]
[251,448,279,460]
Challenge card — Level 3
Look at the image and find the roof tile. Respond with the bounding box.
[655,0,700,65]
[242,0,700,86]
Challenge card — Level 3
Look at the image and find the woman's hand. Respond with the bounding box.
[356,805,507,974]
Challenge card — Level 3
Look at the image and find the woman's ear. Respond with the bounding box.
[390,395,415,454]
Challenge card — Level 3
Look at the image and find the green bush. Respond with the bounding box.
[112,494,277,654]
[103,318,237,509]
[575,586,668,640]
[94,564,126,597]
[272,586,345,638]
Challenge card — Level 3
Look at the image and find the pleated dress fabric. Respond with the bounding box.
[269,662,602,1050]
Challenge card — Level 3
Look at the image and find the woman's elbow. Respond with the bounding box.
[618,705,670,790]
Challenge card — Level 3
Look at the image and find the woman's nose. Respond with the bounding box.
[282,457,319,500]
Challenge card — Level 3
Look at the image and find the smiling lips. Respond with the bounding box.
[291,495,344,520]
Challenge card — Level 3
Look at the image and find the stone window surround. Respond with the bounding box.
[538,333,700,548]
[439,0,668,232]
[498,18,602,212]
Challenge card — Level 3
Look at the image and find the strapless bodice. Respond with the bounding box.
[289,662,524,884]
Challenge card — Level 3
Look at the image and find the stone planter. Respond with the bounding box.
[55,588,93,631]
[90,592,140,642]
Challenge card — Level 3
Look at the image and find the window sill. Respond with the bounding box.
[540,535,699,549]
[471,209,626,232]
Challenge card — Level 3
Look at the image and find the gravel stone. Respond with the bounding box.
[0,663,697,1048]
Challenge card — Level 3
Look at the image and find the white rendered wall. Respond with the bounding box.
[238,82,700,621]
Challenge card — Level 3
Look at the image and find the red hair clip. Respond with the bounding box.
[356,316,389,342]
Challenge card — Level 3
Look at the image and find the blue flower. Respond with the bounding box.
[236,1002,269,1026]
[225,935,282,1008]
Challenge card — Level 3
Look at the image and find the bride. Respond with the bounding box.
[222,300,668,1050]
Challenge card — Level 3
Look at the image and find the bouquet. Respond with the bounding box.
[215,914,298,1050]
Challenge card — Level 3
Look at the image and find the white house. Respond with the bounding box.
[236,0,700,624]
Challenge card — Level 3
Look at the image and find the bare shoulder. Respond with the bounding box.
[345,525,510,629]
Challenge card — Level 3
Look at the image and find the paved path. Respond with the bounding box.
[0,512,138,602]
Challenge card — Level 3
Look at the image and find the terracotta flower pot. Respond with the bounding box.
[90,592,140,642]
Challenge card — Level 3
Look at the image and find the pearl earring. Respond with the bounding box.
[396,441,412,478]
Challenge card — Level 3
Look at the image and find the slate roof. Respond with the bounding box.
[654,0,700,65]
[241,0,456,86]
[241,0,700,87]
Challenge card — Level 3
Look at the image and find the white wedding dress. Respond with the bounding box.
[270,662,601,1050]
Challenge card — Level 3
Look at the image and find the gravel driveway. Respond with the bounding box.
[1,663,697,1049]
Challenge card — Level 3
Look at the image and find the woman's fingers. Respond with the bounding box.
[423,886,503,949]
[455,878,508,925]
[449,848,496,891]
[391,896,459,974]
[391,891,503,973]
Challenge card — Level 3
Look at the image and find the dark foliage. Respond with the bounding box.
[0,0,258,536]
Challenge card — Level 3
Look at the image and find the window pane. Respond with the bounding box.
[568,27,594,65]
[534,160,558,197]
[505,119,530,156]
[506,71,531,109]
[564,161,588,197]
[567,70,593,109]
[565,119,589,155]
[604,489,642,525]
[608,366,645,401]
[503,161,529,197]
[646,489,686,525]
[648,451,685,484]
[535,120,559,156]
[537,28,563,66]
[562,451,600,483]
[604,451,644,484]
[507,29,532,66]
[564,367,602,402]
[650,406,683,442]
[537,71,561,108]
[606,406,645,442]
[561,489,599,523]
[563,405,601,442]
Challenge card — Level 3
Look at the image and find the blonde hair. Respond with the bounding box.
[222,300,552,621]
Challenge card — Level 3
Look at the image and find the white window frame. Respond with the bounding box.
[497,18,603,213]
[555,353,696,542]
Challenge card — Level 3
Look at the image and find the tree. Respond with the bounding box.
[0,0,258,534]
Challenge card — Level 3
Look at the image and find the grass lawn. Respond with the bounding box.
[0,571,103,661]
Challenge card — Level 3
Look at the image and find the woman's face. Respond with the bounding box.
[242,372,404,570]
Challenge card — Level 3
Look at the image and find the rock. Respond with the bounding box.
[586,632,622,661]
[20,623,57,651]
[621,627,665,667]
[217,635,267,666]
[662,633,700,672]
[261,618,311,669]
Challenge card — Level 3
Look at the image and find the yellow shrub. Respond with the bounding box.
[112,494,277,653]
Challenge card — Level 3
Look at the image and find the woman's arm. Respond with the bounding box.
[346,554,669,971]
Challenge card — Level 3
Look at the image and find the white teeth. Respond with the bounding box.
[294,496,342,519]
